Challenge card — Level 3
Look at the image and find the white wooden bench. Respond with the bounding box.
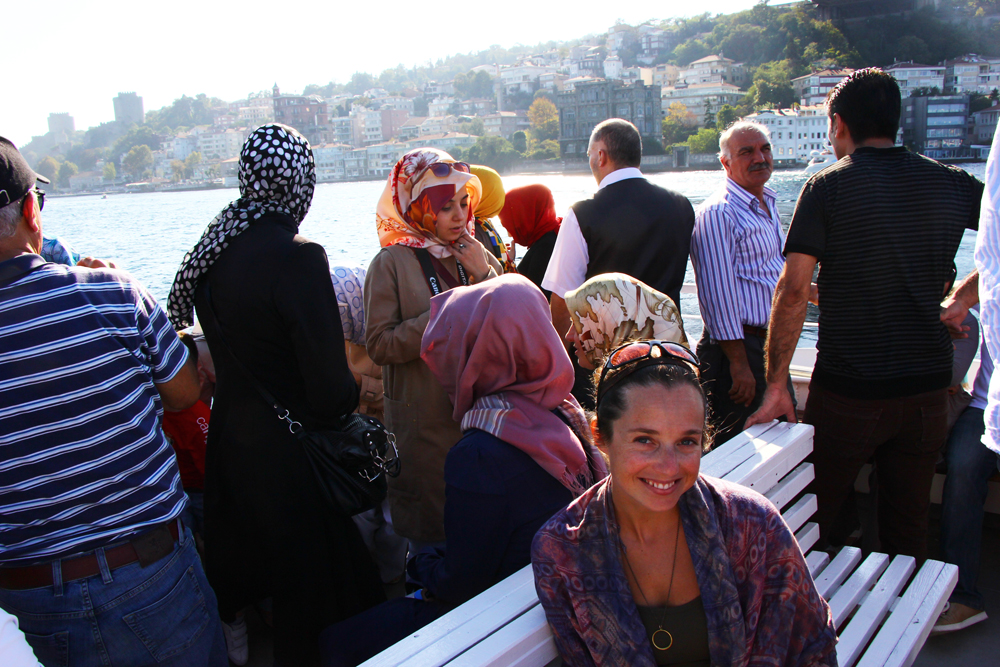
[362,421,957,667]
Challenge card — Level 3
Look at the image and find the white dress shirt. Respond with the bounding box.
[541,168,645,298]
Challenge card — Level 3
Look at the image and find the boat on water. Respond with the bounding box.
[803,149,838,175]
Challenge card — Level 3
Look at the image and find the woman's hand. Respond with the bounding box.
[447,232,491,283]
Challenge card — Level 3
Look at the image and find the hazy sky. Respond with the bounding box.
[4,0,779,149]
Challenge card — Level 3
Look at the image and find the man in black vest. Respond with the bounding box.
[542,119,695,361]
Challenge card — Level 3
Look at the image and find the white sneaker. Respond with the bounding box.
[932,601,988,635]
[222,614,249,666]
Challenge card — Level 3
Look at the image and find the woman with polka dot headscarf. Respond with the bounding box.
[168,124,385,666]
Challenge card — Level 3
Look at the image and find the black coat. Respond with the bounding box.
[195,212,383,664]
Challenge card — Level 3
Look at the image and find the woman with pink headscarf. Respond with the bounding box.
[321,274,605,667]
[365,149,502,549]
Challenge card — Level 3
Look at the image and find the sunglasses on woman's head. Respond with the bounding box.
[415,161,471,182]
[596,340,700,404]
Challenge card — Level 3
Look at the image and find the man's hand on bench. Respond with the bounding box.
[746,384,798,427]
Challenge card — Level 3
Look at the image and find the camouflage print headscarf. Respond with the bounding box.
[564,273,688,368]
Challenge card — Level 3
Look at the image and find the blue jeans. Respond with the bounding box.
[0,523,227,667]
[940,406,1000,610]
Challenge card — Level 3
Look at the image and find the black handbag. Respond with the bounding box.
[201,286,400,517]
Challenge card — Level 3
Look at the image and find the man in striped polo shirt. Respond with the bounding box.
[747,70,985,561]
[0,137,227,665]
[691,121,791,445]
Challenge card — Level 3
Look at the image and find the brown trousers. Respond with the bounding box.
[805,383,949,561]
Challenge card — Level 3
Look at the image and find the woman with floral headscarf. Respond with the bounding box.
[366,148,502,548]
[564,272,688,371]
[470,165,516,273]
[169,124,384,666]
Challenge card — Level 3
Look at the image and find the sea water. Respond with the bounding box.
[41,164,985,342]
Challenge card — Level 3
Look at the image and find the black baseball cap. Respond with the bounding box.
[0,136,50,209]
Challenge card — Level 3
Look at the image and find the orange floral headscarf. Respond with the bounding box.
[376,148,482,259]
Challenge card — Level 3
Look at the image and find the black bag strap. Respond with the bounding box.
[413,248,468,297]
[200,284,304,434]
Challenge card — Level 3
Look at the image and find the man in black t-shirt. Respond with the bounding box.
[747,69,984,560]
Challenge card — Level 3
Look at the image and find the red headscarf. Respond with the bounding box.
[420,274,606,495]
[497,184,562,248]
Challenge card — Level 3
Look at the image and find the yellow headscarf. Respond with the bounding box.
[470,165,505,218]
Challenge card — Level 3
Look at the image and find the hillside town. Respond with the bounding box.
[21,0,1000,193]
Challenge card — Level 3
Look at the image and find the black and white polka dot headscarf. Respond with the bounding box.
[167,124,316,328]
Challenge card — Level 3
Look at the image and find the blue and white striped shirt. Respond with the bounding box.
[0,255,189,564]
[690,179,786,341]
[975,123,1000,456]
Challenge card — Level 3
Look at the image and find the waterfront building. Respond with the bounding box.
[790,68,854,106]
[884,62,946,98]
[366,142,408,178]
[661,82,745,126]
[273,91,329,146]
[313,143,351,181]
[163,133,198,161]
[350,106,385,146]
[402,132,476,153]
[744,105,828,165]
[500,64,556,95]
[428,97,457,117]
[113,92,144,126]
[374,96,416,115]
[47,113,75,135]
[482,112,520,139]
[420,116,459,137]
[196,128,245,161]
[900,94,971,159]
[679,55,749,89]
[555,79,662,158]
[943,55,1000,94]
[329,116,354,147]
[604,56,624,81]
[973,103,1000,144]
[397,117,427,141]
[345,148,368,178]
[380,108,411,142]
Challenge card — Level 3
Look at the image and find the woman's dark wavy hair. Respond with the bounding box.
[593,362,713,452]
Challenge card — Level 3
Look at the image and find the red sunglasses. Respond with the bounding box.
[596,340,700,404]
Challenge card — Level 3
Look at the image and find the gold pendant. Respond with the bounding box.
[651,628,673,651]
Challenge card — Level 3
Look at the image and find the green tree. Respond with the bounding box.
[123,145,153,180]
[662,102,698,146]
[527,98,559,141]
[345,72,377,95]
[103,162,117,182]
[511,131,528,153]
[464,136,522,172]
[185,152,203,179]
[36,156,60,182]
[111,126,161,167]
[526,139,560,160]
[170,160,186,182]
[744,60,796,110]
[716,105,741,130]
[685,128,722,154]
[58,161,78,188]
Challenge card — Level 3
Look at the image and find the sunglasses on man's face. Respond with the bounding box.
[596,340,700,404]
[34,189,45,212]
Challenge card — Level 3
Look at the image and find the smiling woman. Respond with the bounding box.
[531,340,839,667]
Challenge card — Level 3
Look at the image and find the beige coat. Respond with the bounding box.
[364,244,501,542]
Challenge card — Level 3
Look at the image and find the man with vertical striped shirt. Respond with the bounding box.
[747,70,984,561]
[691,121,789,445]
[0,137,227,665]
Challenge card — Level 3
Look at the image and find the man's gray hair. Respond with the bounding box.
[718,120,771,159]
[0,198,21,240]
[590,118,642,168]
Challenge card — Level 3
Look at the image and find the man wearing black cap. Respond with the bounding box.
[0,137,228,666]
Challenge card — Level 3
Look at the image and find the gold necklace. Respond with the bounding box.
[620,515,682,652]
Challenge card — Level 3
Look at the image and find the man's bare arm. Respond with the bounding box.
[941,268,979,338]
[746,252,817,426]
[156,354,200,412]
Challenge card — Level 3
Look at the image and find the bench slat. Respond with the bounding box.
[836,556,915,667]
[445,604,557,667]
[860,561,958,667]
[362,565,537,667]
[806,550,830,579]
[795,521,820,554]
[765,462,815,511]
[814,546,864,600]
[722,424,815,495]
[781,493,817,534]
[827,552,890,628]
[700,421,785,479]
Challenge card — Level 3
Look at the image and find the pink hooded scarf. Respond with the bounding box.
[420,274,607,495]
